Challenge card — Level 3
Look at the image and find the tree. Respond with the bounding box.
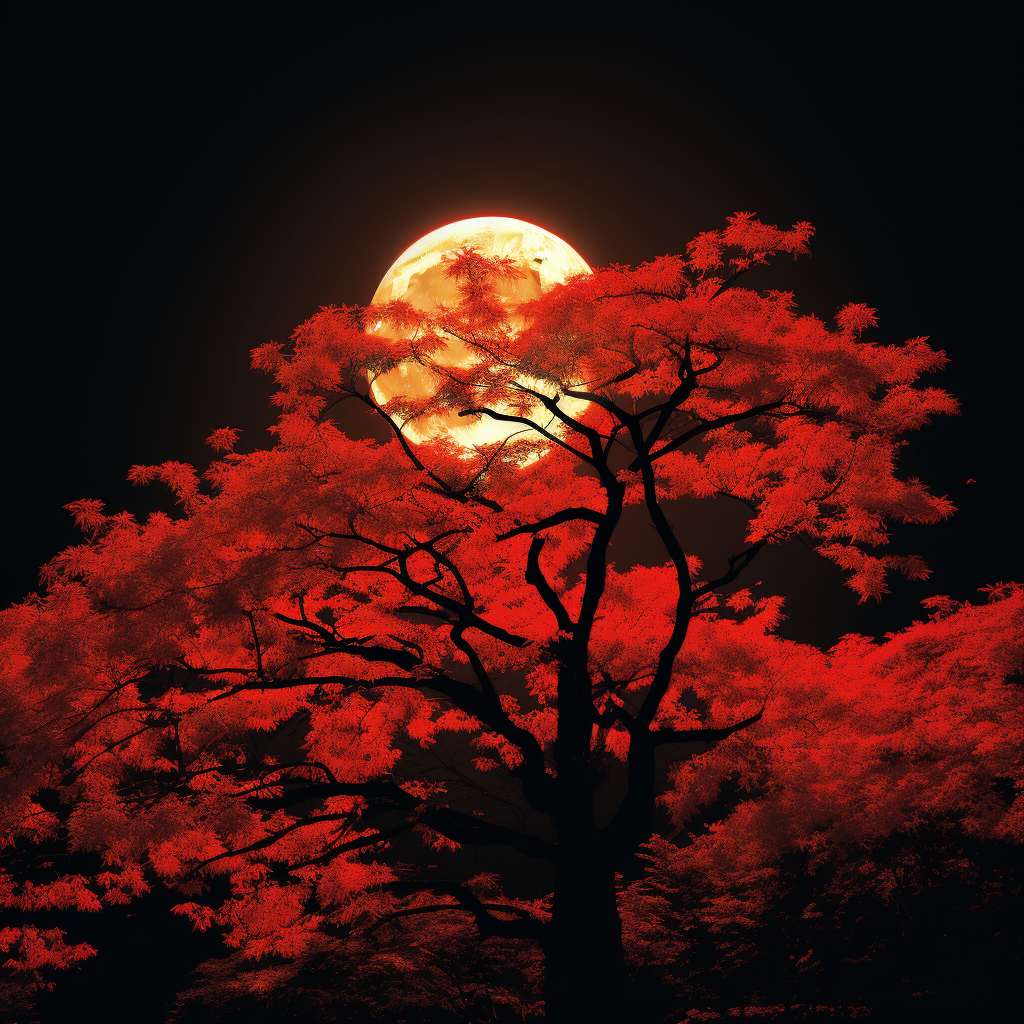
[1,215,1019,1023]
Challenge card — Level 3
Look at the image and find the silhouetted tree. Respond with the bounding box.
[2,217,1019,1023]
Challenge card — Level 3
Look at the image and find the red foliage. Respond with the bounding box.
[0,216,1018,1021]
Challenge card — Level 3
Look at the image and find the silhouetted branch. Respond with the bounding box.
[373,880,546,941]
[249,780,422,812]
[421,806,558,863]
[629,401,800,470]
[691,541,767,600]
[527,536,576,633]
[650,707,765,745]
[457,407,593,463]
[497,507,604,541]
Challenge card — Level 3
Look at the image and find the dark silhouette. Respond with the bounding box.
[2,220,1020,1023]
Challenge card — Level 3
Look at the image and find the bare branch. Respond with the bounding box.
[634,400,805,469]
[353,390,503,512]
[248,780,422,812]
[691,541,767,601]
[375,880,545,941]
[497,507,604,541]
[274,612,422,671]
[526,536,576,634]
[651,707,765,745]
[193,812,355,871]
[457,407,593,463]
[421,806,558,863]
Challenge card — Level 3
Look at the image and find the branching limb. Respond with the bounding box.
[710,267,749,298]
[457,407,593,463]
[650,707,765,745]
[192,812,356,871]
[627,435,693,730]
[374,880,546,941]
[353,391,503,512]
[560,387,635,426]
[302,673,555,814]
[691,540,767,602]
[631,400,801,470]
[633,378,695,461]
[324,564,530,650]
[244,611,269,682]
[274,612,422,670]
[248,780,422,812]
[496,507,604,541]
[526,536,575,633]
[420,806,558,863]
[285,822,419,872]
[449,622,497,694]
[508,380,615,452]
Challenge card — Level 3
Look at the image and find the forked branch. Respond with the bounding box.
[650,706,765,746]
[372,880,545,941]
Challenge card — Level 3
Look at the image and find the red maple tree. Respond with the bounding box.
[1,216,1020,1022]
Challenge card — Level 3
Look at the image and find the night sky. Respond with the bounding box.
[6,12,1022,638]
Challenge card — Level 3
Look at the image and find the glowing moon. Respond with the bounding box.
[369,216,592,450]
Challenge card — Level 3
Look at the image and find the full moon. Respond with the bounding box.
[368,216,592,451]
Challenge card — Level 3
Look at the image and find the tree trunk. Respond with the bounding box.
[543,850,630,1024]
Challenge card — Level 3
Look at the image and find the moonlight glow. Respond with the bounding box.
[369,216,592,450]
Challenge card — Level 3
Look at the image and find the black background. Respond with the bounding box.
[4,7,1022,1022]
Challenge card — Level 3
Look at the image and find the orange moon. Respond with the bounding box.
[368,216,592,451]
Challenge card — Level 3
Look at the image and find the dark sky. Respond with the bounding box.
[6,9,1023,644]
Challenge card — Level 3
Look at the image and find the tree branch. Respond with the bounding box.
[248,780,422,812]
[296,673,555,814]
[496,507,605,541]
[192,812,355,871]
[526,536,576,633]
[273,613,422,670]
[421,806,558,863]
[650,707,765,745]
[354,390,503,512]
[691,541,767,601]
[630,401,799,470]
[375,880,545,941]
[457,407,593,463]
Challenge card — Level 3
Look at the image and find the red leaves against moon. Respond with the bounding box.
[1,215,1020,1021]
